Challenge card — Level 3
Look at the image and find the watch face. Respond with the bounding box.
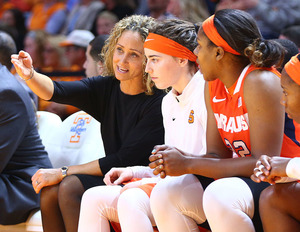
[62,166,68,178]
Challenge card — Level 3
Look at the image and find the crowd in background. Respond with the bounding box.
[0,0,299,119]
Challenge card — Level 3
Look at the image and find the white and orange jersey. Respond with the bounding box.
[163,71,207,155]
[130,71,207,181]
[209,64,279,158]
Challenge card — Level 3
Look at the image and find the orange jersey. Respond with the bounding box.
[28,2,65,30]
[281,116,300,158]
[0,2,14,18]
[209,65,279,157]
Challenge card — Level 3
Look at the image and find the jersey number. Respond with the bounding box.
[224,138,251,157]
[188,110,194,124]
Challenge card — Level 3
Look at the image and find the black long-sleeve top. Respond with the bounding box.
[51,76,165,174]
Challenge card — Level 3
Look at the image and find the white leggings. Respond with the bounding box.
[203,177,255,232]
[118,188,155,232]
[150,174,207,232]
[78,185,121,232]
[78,185,155,232]
[150,175,255,232]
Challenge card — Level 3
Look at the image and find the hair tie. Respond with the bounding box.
[194,24,200,32]
[202,15,240,55]
[144,33,197,62]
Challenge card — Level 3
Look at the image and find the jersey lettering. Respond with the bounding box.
[214,113,248,133]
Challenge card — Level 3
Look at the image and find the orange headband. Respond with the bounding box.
[202,15,240,55]
[144,33,197,62]
[285,54,300,85]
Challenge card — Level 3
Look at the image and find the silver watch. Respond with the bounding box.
[61,166,68,179]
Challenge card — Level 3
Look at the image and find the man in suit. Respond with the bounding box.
[0,31,52,225]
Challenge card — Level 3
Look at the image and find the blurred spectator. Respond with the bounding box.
[0,8,27,51]
[11,30,39,106]
[93,11,118,36]
[0,23,18,50]
[40,34,81,120]
[280,25,300,51]
[101,0,135,20]
[167,0,210,23]
[66,0,79,11]
[27,0,65,31]
[11,29,46,107]
[205,0,217,14]
[147,0,176,20]
[272,39,299,72]
[0,0,14,18]
[38,29,95,119]
[23,30,48,71]
[42,35,69,72]
[60,29,95,71]
[134,0,149,15]
[4,0,38,13]
[216,0,300,39]
[45,7,68,35]
[0,30,52,226]
[83,34,108,77]
[60,0,105,35]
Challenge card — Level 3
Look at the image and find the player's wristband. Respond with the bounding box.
[129,166,155,178]
[286,157,300,179]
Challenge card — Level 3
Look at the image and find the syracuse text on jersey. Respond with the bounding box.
[214,113,249,133]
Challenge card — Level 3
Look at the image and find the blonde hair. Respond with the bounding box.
[181,0,210,23]
[97,11,118,24]
[26,30,48,68]
[101,15,155,95]
[169,0,209,23]
[46,35,69,67]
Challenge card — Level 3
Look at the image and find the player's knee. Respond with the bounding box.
[203,181,225,216]
[260,185,273,202]
[81,187,97,206]
[259,185,280,210]
[204,178,253,216]
[203,179,229,209]
[150,181,171,216]
[151,179,174,205]
[118,189,140,208]
[118,188,149,214]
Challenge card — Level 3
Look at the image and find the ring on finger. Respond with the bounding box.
[156,165,163,170]
[256,160,262,166]
[258,164,265,172]
[255,171,263,178]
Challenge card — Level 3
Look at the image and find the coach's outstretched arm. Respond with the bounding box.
[11,50,54,100]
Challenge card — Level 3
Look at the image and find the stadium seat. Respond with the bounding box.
[36,110,62,147]
[44,110,105,167]
[0,111,105,231]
